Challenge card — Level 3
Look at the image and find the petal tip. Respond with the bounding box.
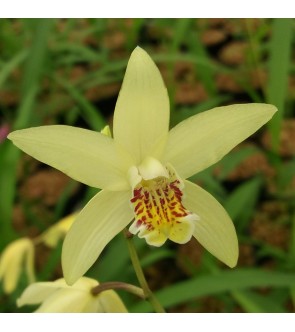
[61,265,77,287]
[132,45,147,56]
[224,246,239,268]
[227,256,238,268]
[61,253,79,287]
[260,103,278,117]
[268,104,278,116]
[7,131,17,141]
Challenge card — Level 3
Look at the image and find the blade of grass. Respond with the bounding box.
[224,176,262,232]
[140,249,175,269]
[0,19,53,247]
[131,268,295,312]
[266,18,293,154]
[38,242,63,281]
[54,76,106,131]
[168,19,193,114]
[125,18,146,51]
[171,18,193,52]
[0,49,28,89]
[216,146,259,181]
[231,289,286,313]
[189,167,227,202]
[87,234,128,282]
[0,143,20,247]
[188,30,217,96]
[52,42,106,63]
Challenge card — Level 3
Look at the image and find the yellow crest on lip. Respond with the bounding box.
[129,160,199,246]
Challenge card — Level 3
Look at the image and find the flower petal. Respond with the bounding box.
[62,190,134,285]
[0,238,35,294]
[168,217,197,244]
[113,47,170,164]
[17,280,66,306]
[183,180,238,268]
[97,290,128,313]
[35,288,91,313]
[8,125,132,191]
[163,103,277,179]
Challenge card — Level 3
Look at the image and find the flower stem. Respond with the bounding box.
[124,229,166,313]
[91,281,145,299]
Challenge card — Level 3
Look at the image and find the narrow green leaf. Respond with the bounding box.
[20,19,54,100]
[267,18,293,152]
[171,19,193,52]
[140,249,175,269]
[38,242,63,281]
[131,268,295,312]
[217,146,259,180]
[0,19,53,245]
[0,50,28,89]
[0,143,19,246]
[277,159,295,191]
[52,42,105,63]
[54,77,106,131]
[231,289,286,313]
[88,234,128,282]
[189,30,216,95]
[224,176,262,231]
[189,167,226,202]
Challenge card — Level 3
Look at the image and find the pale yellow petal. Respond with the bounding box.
[62,190,134,285]
[35,288,91,313]
[139,228,167,247]
[113,47,170,164]
[83,297,103,313]
[8,125,132,191]
[163,103,277,179]
[0,238,35,294]
[168,218,197,244]
[183,180,238,268]
[24,239,35,284]
[97,290,128,313]
[17,281,65,306]
[70,277,98,291]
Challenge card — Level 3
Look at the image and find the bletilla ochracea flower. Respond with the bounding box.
[8,47,277,285]
[0,238,35,294]
[17,277,127,313]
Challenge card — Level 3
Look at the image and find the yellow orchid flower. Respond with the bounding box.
[17,277,127,313]
[0,238,35,294]
[8,47,277,285]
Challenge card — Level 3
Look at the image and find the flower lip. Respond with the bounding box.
[128,157,199,247]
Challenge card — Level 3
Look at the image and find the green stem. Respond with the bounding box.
[124,229,166,313]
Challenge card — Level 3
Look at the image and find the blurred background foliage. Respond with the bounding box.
[0,18,295,313]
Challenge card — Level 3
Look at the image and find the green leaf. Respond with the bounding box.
[217,146,259,180]
[131,268,295,312]
[224,176,262,231]
[0,19,53,245]
[140,249,175,269]
[231,289,286,313]
[0,50,28,89]
[54,76,106,131]
[266,19,293,153]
